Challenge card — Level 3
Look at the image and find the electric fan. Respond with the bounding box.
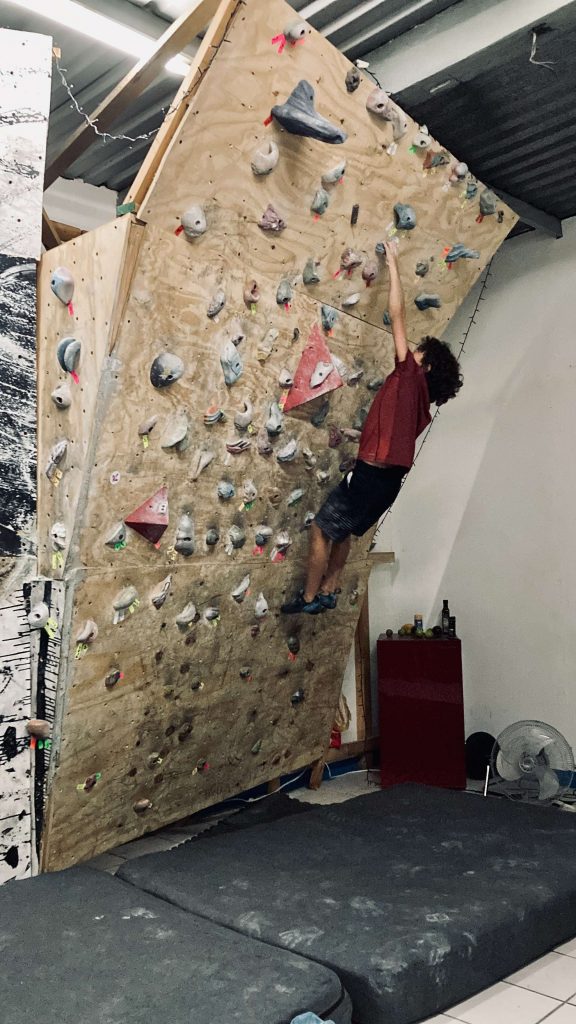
[490,720,575,803]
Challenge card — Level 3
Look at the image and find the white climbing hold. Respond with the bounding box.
[27,602,49,629]
[310,361,334,388]
[231,575,251,603]
[251,140,279,176]
[181,206,207,238]
[254,593,269,618]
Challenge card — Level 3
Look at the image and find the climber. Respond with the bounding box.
[281,239,463,615]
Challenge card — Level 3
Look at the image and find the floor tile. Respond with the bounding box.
[446,981,561,1024]
[557,937,576,958]
[422,1016,462,1023]
[506,952,576,1000]
[542,1007,576,1023]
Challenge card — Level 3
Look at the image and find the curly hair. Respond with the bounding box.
[417,336,463,407]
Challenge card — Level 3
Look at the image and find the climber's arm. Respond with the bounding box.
[383,239,408,363]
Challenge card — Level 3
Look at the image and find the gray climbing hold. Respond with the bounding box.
[259,204,286,232]
[45,439,68,482]
[104,669,122,689]
[174,513,194,555]
[150,352,184,389]
[242,479,258,503]
[251,740,262,755]
[104,522,127,549]
[56,336,81,375]
[138,414,159,436]
[466,180,478,200]
[345,67,360,93]
[311,188,329,216]
[479,188,497,216]
[273,530,292,554]
[310,360,334,388]
[190,448,215,479]
[50,267,74,305]
[303,446,316,469]
[276,279,293,306]
[257,327,279,362]
[271,81,347,144]
[366,88,407,140]
[415,260,430,278]
[205,527,220,546]
[266,401,284,437]
[367,377,384,391]
[227,317,246,347]
[278,368,294,389]
[303,258,321,285]
[50,381,72,409]
[50,521,66,550]
[203,606,220,622]
[251,140,279,176]
[287,635,300,655]
[348,368,364,385]
[353,406,369,430]
[394,203,416,231]
[27,602,49,629]
[176,601,197,628]
[311,399,330,427]
[382,310,391,326]
[113,586,138,623]
[445,244,480,264]
[254,525,273,548]
[207,289,226,318]
[375,240,386,257]
[160,409,189,451]
[231,575,251,603]
[287,488,304,506]
[220,339,243,385]
[291,688,305,705]
[227,525,246,551]
[276,438,298,463]
[151,575,172,609]
[321,305,338,332]
[450,161,468,182]
[226,438,251,455]
[331,354,348,381]
[234,399,253,431]
[342,292,360,308]
[415,293,442,311]
[181,206,206,238]
[217,480,235,500]
[257,427,273,456]
[133,799,153,814]
[76,620,98,644]
[316,469,330,484]
[321,160,346,186]
[413,125,431,149]
[302,511,315,529]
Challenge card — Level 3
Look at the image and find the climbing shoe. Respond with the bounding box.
[281,591,325,615]
[318,591,338,610]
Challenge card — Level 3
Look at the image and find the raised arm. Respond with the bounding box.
[383,239,408,362]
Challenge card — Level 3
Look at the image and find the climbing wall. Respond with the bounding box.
[38,0,516,871]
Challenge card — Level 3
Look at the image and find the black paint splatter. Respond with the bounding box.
[1,725,17,761]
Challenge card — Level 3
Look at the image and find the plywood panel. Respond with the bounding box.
[138,0,516,340]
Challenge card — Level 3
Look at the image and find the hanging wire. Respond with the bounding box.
[529,29,557,71]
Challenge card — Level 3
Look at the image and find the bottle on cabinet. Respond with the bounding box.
[441,599,450,635]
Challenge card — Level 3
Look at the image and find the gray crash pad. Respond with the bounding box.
[118,784,576,1024]
[0,866,351,1024]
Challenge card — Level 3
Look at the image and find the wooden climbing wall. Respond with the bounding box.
[38,0,515,871]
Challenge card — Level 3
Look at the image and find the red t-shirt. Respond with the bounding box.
[358,350,431,468]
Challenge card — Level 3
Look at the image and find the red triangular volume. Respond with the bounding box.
[125,486,169,544]
[283,323,343,412]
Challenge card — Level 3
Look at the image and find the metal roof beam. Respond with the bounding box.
[44,0,220,189]
[493,189,563,238]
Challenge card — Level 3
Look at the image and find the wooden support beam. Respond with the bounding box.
[125,0,241,212]
[41,210,62,250]
[368,550,395,563]
[44,0,222,189]
[354,591,372,742]
[325,736,379,764]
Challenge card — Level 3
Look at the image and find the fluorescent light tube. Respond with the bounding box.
[4,0,189,75]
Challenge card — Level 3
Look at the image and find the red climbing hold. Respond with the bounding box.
[125,486,169,545]
[283,323,344,413]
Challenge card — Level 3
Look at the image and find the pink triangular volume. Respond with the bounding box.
[283,324,343,412]
[125,486,169,544]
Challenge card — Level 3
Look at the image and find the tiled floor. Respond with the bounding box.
[87,772,576,1024]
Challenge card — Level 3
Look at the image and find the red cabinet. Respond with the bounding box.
[377,635,466,790]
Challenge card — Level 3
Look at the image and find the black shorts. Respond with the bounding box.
[314,460,408,542]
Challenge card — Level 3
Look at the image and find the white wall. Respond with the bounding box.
[372,218,576,748]
[44,177,117,231]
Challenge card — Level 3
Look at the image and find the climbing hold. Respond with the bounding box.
[271,81,347,144]
[374,240,385,257]
[257,327,279,362]
[310,360,333,388]
[423,149,449,170]
[353,406,369,430]
[342,427,362,442]
[231,575,251,603]
[226,438,251,455]
[217,480,235,501]
[342,293,360,308]
[220,339,243,385]
[203,606,220,623]
[291,688,305,706]
[466,180,478,200]
[50,521,66,554]
[27,602,50,629]
[125,486,169,545]
[349,588,359,606]
[276,279,293,307]
[242,479,258,503]
[45,439,68,483]
[150,352,184,389]
[287,635,300,656]
[147,752,163,769]
[257,427,273,457]
[56,336,81,376]
[174,512,194,556]
[113,586,138,624]
[450,161,468,182]
[367,377,384,391]
[104,522,127,549]
[321,305,338,332]
[321,160,346,186]
[302,511,315,529]
[226,318,246,347]
[160,409,189,451]
[303,258,321,285]
[251,739,262,755]
[445,243,480,265]
[266,401,284,437]
[50,267,74,307]
[244,280,260,307]
[287,488,304,506]
[394,203,416,231]
[50,381,72,409]
[479,188,497,217]
[328,424,344,448]
[276,439,298,463]
[253,522,273,550]
[138,414,159,437]
[350,203,360,226]
[348,368,364,386]
[362,261,378,286]
[190,448,215,479]
[316,469,330,485]
[278,368,294,389]
[176,601,197,628]
[311,399,330,427]
[251,140,279,176]
[76,620,98,644]
[226,525,246,553]
[345,67,361,92]
[234,399,253,431]
[285,19,308,42]
[204,404,224,426]
[133,799,153,814]
[26,718,51,738]
[104,669,122,689]
[415,260,430,278]
[412,124,431,149]
[267,487,281,509]
[366,88,407,140]
[339,455,356,473]
[207,289,226,319]
[259,204,286,232]
[151,575,172,609]
[303,446,317,469]
[329,354,347,382]
[498,210,504,223]
[311,188,329,216]
[180,206,207,238]
[205,527,220,546]
[340,248,363,274]
[239,666,252,680]
[415,293,442,311]
[382,310,391,326]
